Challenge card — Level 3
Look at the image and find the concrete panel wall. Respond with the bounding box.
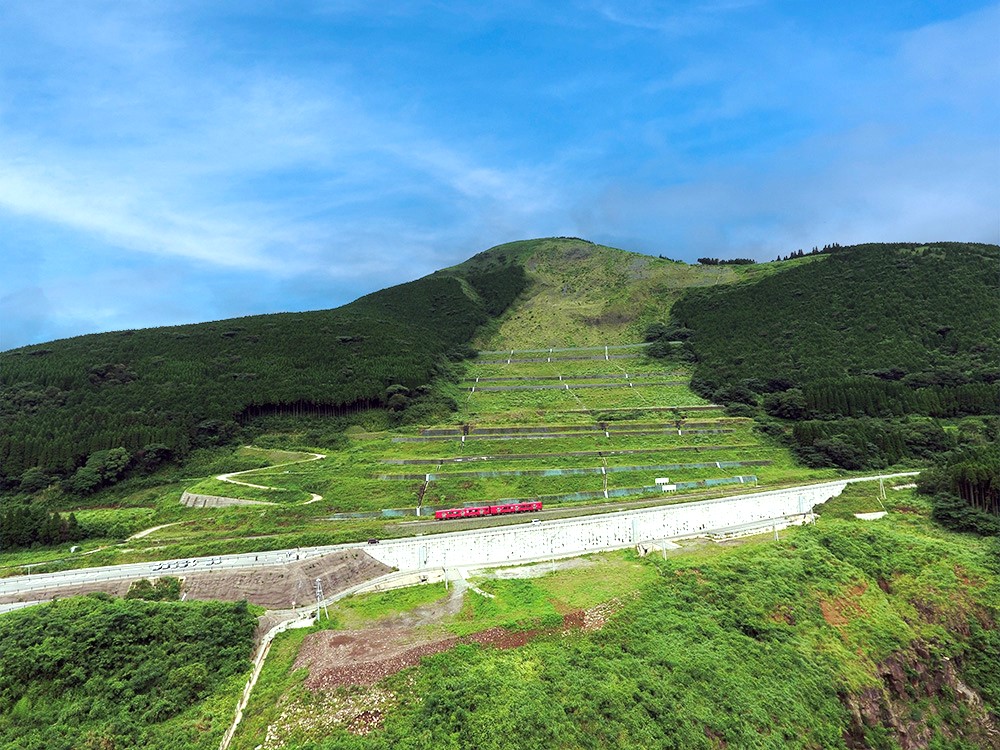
[365,480,850,571]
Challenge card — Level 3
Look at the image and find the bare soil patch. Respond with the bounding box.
[295,595,624,691]
[820,581,868,627]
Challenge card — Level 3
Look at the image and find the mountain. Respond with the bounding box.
[0,259,528,488]
[2,237,999,750]
[2,238,998,493]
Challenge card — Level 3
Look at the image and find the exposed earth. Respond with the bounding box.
[0,549,391,609]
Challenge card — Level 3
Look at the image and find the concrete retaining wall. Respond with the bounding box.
[180,491,271,508]
[364,480,852,570]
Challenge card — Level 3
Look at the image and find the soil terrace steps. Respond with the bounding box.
[377,459,772,481]
[463,372,684,382]
[475,354,646,364]
[393,428,736,442]
[476,343,651,356]
[418,421,729,436]
[466,381,687,392]
[379,444,757,465]
[552,405,722,414]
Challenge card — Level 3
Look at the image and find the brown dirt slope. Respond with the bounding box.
[181,550,392,608]
[0,549,391,609]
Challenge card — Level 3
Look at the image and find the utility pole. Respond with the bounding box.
[314,578,328,621]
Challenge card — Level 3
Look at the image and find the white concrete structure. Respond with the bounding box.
[362,476,916,571]
[0,474,917,602]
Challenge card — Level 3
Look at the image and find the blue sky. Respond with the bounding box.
[1,1,997,350]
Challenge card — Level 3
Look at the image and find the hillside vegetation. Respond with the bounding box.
[0,595,257,750]
[0,262,527,490]
[668,243,1000,476]
[232,486,1000,750]
[672,242,1000,393]
[3,238,999,750]
[467,237,788,349]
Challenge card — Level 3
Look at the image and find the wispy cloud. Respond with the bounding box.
[0,3,556,272]
[0,1,996,349]
[593,0,761,34]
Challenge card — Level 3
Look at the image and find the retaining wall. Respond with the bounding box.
[363,480,851,570]
[180,491,271,507]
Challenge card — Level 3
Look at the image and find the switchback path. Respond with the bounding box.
[216,450,327,504]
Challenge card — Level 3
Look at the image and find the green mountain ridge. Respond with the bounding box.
[3,238,997,493]
[2,238,999,750]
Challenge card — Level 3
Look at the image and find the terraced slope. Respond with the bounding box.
[209,343,836,525]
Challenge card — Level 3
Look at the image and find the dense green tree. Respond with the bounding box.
[18,467,50,493]
[763,388,806,419]
[0,259,528,489]
[0,595,256,749]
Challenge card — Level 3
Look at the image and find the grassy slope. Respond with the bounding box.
[233,485,1000,750]
[464,237,827,349]
[466,238,734,348]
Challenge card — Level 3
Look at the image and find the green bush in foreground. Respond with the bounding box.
[290,513,997,750]
[0,595,257,750]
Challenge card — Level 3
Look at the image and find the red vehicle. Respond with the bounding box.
[434,501,542,520]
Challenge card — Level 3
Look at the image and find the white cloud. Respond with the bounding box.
[0,2,559,291]
[592,0,761,34]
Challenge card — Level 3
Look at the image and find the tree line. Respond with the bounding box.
[0,261,528,495]
[696,257,756,265]
[918,443,1000,535]
[668,242,1000,471]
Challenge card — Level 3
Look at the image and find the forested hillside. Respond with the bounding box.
[0,261,527,491]
[671,243,1000,393]
[667,243,1000,476]
[0,594,257,750]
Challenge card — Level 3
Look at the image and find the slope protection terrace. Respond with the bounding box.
[198,342,838,526]
[4,235,763,494]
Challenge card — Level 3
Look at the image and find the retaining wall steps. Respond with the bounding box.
[180,491,271,508]
[419,421,726,436]
[378,460,772,481]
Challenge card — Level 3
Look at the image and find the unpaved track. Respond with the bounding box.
[127,522,184,540]
[215,450,327,504]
